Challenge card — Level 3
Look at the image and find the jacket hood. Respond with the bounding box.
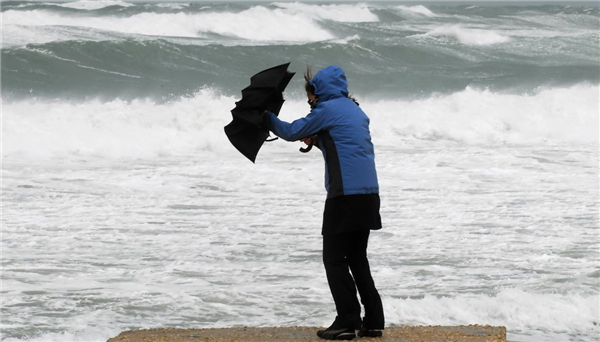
[310,65,349,102]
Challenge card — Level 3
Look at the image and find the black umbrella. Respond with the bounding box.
[224,63,295,162]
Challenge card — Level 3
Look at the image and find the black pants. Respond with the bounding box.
[323,230,384,330]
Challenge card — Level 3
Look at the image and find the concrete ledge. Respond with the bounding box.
[107,325,508,342]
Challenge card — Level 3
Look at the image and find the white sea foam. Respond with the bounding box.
[2,141,598,341]
[366,84,598,145]
[397,5,437,17]
[273,2,379,22]
[59,0,133,10]
[154,2,191,9]
[3,25,68,47]
[3,84,598,161]
[329,34,361,45]
[2,23,136,47]
[3,88,598,342]
[2,6,335,42]
[385,289,599,341]
[2,88,236,160]
[2,289,596,341]
[422,25,511,45]
[2,326,121,342]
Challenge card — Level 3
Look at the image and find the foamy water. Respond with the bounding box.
[421,25,511,45]
[2,1,599,342]
[3,86,599,342]
[58,0,134,10]
[3,143,598,342]
[3,85,598,160]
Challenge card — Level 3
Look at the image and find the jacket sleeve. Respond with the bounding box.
[263,109,326,142]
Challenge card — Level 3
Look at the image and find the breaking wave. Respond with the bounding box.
[2,7,335,42]
[58,0,133,10]
[2,84,597,161]
[385,289,599,342]
[397,5,437,17]
[1,2,381,43]
[422,25,511,45]
[273,2,379,22]
[2,288,597,342]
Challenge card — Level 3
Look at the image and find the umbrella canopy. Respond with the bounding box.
[224,63,295,162]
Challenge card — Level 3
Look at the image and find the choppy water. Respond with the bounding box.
[1,1,599,342]
[2,1,599,100]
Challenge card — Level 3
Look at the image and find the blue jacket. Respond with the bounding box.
[264,65,379,198]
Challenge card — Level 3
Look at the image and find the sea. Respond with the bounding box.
[1,1,599,341]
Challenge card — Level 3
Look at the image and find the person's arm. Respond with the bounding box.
[263,109,326,142]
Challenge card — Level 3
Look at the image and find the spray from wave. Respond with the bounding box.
[4,8,333,42]
[2,326,121,342]
[385,288,599,342]
[2,2,380,42]
[366,84,598,145]
[397,5,437,17]
[3,84,597,161]
[421,25,510,45]
[58,0,133,10]
[274,2,379,22]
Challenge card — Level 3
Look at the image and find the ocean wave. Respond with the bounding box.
[3,35,599,102]
[2,326,120,342]
[2,2,383,42]
[2,6,335,42]
[2,24,130,47]
[366,84,598,145]
[58,0,133,10]
[396,5,437,17]
[3,2,597,48]
[154,2,192,10]
[2,288,597,341]
[2,88,236,160]
[385,289,599,341]
[273,2,379,22]
[3,84,597,161]
[420,25,510,46]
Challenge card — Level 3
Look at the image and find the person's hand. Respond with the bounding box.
[300,135,318,146]
[299,135,317,153]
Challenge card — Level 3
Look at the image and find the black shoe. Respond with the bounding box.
[357,327,383,338]
[317,325,356,340]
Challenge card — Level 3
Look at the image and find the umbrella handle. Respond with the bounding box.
[266,137,279,142]
[299,145,313,153]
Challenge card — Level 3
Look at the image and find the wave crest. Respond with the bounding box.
[274,2,379,22]
[423,25,510,46]
[2,2,382,43]
[366,84,598,145]
[397,5,437,17]
[58,0,133,10]
[384,289,598,340]
[3,84,597,161]
[2,6,336,42]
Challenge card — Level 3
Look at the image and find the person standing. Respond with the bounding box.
[263,65,384,340]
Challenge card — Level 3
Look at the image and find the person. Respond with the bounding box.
[262,65,385,340]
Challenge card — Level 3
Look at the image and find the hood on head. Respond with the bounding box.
[309,65,349,102]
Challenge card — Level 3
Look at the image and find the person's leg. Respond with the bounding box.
[345,230,384,330]
[322,233,362,329]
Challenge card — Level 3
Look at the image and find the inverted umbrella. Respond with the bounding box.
[224,62,295,162]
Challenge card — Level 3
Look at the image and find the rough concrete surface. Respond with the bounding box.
[107,325,508,342]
